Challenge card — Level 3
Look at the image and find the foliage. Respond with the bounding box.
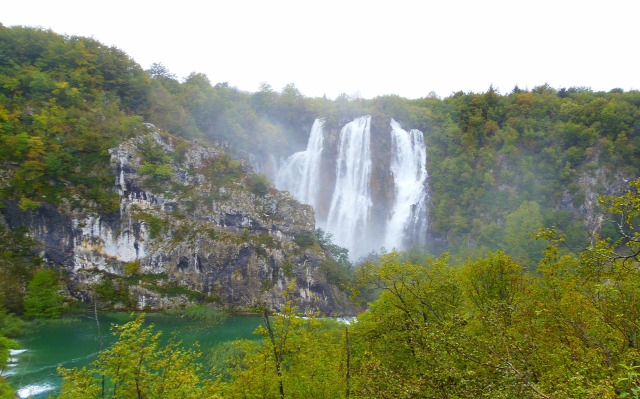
[316,228,353,287]
[619,363,640,399]
[132,212,167,239]
[138,136,173,188]
[23,268,63,318]
[219,286,349,398]
[414,86,640,258]
[248,173,271,197]
[0,308,19,399]
[0,380,15,399]
[57,314,216,398]
[504,200,546,270]
[0,308,25,338]
[0,25,147,211]
[343,180,640,398]
[0,225,39,314]
[123,260,141,276]
[280,262,294,278]
[205,341,243,381]
[316,228,349,265]
[0,334,17,371]
[205,153,243,187]
[293,230,318,248]
[0,333,17,399]
[93,278,133,308]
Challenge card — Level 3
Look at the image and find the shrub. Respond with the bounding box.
[294,230,318,248]
[165,304,228,324]
[248,173,271,197]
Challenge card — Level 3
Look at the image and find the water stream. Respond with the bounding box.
[275,118,325,209]
[274,116,428,259]
[325,116,373,258]
[384,119,428,250]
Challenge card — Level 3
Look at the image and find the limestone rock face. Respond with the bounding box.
[1,128,350,315]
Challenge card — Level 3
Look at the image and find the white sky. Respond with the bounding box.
[3,0,638,99]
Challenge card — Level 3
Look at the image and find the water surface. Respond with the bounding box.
[5,312,262,398]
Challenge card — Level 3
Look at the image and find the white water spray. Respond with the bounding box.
[274,116,428,259]
[275,119,325,209]
[384,119,428,250]
[325,116,373,258]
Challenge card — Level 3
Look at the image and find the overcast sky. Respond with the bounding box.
[3,0,638,99]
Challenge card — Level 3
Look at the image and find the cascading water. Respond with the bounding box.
[274,115,428,260]
[384,119,428,250]
[275,118,324,209]
[325,116,373,259]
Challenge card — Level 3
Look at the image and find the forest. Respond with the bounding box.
[1,24,640,397]
[54,184,640,398]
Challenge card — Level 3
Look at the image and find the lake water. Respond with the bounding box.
[4,312,263,398]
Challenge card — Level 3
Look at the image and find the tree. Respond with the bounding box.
[0,310,19,399]
[0,226,38,314]
[23,269,63,318]
[504,201,546,270]
[346,180,640,398]
[146,62,176,80]
[220,285,348,398]
[58,315,215,399]
[248,173,271,197]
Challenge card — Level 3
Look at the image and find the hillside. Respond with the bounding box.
[1,24,640,311]
[0,25,350,314]
[2,23,640,399]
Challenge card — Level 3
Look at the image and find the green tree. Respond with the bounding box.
[346,180,640,398]
[58,315,215,398]
[0,310,19,399]
[220,286,348,398]
[504,201,546,270]
[0,226,38,313]
[248,173,271,197]
[23,269,63,318]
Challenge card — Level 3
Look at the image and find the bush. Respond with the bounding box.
[280,262,294,278]
[123,260,141,276]
[0,309,25,338]
[57,315,210,398]
[294,230,318,248]
[248,173,271,197]
[93,278,133,308]
[165,304,228,324]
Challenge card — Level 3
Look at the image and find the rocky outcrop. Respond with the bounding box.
[0,126,351,315]
[564,166,633,238]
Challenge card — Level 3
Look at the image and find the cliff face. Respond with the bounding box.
[1,126,349,314]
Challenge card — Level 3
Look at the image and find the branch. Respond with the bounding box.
[504,344,552,399]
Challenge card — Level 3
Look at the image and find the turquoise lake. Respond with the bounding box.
[4,312,263,398]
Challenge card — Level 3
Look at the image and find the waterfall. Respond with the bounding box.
[325,116,372,258]
[384,119,428,250]
[274,116,428,260]
[275,118,325,209]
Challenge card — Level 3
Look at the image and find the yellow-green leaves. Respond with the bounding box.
[58,315,215,399]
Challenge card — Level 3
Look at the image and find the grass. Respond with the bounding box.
[165,304,228,324]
